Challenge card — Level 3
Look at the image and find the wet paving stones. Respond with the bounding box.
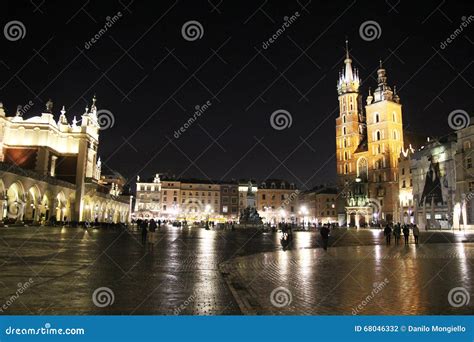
[0,225,472,315]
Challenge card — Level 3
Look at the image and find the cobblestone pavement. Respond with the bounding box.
[222,242,474,315]
[0,225,472,315]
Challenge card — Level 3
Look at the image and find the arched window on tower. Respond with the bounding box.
[343,115,346,123]
[344,151,348,160]
[375,130,381,141]
[393,130,398,140]
[344,163,348,174]
[343,139,347,148]
[374,113,380,123]
[393,112,397,122]
[343,126,347,135]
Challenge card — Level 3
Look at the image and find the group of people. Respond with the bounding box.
[137,219,162,251]
[383,223,420,246]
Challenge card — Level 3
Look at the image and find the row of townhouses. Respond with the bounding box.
[134,175,338,225]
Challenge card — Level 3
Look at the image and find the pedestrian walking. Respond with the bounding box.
[148,219,157,251]
[140,220,148,245]
[412,224,420,244]
[403,225,410,245]
[320,225,330,250]
[393,224,401,245]
[384,225,392,245]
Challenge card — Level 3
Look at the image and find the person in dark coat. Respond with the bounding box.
[412,224,420,244]
[403,225,410,245]
[384,225,392,245]
[393,224,401,245]
[320,225,330,250]
[140,220,148,245]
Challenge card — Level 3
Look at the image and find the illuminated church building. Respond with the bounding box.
[336,42,404,226]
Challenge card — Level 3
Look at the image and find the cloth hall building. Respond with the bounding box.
[0,98,131,224]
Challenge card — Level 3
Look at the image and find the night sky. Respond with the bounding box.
[1,0,473,191]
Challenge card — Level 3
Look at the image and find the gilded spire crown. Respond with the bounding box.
[337,40,360,95]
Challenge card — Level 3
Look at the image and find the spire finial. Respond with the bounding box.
[368,87,372,96]
[61,105,66,115]
[379,59,383,69]
[345,39,349,59]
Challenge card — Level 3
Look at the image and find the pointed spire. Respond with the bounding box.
[366,87,373,105]
[337,39,359,95]
[345,39,349,60]
[72,116,78,127]
[59,105,68,124]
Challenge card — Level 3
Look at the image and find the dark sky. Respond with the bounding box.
[1,0,473,191]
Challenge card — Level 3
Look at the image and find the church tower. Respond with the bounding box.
[335,41,365,215]
[365,62,404,222]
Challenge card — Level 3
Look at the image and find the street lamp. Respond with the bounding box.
[299,205,308,228]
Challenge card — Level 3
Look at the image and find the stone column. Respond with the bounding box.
[73,138,88,222]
